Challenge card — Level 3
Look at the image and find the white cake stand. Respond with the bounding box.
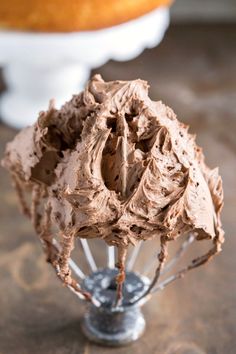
[0,7,169,128]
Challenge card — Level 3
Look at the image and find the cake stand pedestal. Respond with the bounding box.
[0,7,169,128]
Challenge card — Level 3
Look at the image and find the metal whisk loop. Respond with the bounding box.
[64,230,220,310]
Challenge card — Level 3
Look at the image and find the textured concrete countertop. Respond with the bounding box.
[0,24,235,354]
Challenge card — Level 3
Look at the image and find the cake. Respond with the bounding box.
[0,0,172,32]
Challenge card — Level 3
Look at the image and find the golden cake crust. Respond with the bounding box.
[0,0,172,32]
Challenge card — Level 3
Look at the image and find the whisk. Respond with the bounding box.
[2,75,224,346]
[7,178,221,346]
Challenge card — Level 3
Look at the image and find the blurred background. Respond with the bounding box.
[0,1,236,353]
[171,0,236,22]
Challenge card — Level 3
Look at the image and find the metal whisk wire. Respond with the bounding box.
[12,177,222,309]
[63,232,196,307]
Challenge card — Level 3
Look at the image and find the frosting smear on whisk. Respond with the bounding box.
[2,74,224,304]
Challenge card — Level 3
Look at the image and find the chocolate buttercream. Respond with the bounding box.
[2,75,224,304]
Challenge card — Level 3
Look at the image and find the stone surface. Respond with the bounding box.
[0,24,236,354]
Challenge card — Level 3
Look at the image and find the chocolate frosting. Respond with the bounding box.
[2,75,224,303]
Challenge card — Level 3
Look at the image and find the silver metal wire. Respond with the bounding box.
[161,233,195,275]
[53,238,86,279]
[68,258,86,280]
[50,229,219,309]
[107,245,115,268]
[80,239,97,272]
[126,241,143,271]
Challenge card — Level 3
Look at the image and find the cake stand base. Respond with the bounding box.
[0,63,89,128]
[0,7,169,128]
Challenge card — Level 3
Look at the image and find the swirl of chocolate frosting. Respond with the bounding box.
[2,75,224,304]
